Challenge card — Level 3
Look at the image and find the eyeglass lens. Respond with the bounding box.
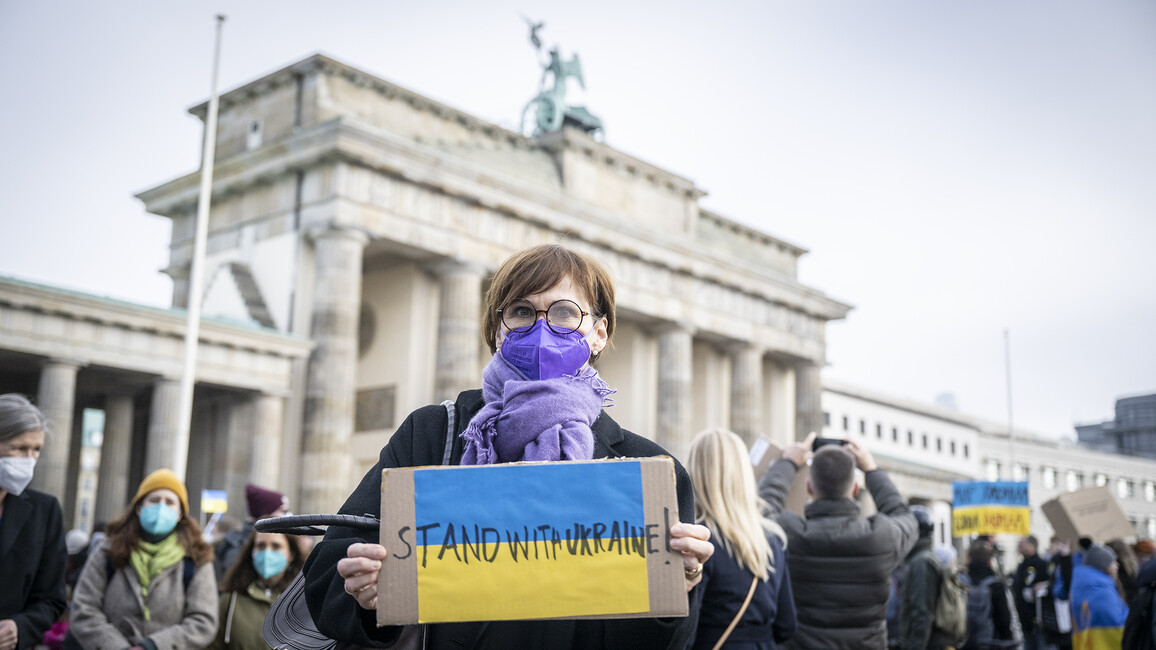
[502,299,585,333]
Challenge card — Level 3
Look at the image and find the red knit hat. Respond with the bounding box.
[245,483,287,519]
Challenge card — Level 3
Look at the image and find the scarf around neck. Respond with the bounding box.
[459,352,616,465]
[130,533,185,620]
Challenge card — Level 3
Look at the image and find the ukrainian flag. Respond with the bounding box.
[408,461,652,623]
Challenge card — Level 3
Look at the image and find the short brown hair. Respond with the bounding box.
[809,446,855,499]
[482,244,616,359]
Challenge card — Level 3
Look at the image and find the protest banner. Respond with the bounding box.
[951,480,1030,536]
[378,457,687,625]
[1041,485,1132,543]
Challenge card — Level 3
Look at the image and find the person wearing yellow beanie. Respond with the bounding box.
[130,468,189,515]
[68,470,218,649]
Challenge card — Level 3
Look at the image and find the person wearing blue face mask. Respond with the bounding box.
[303,243,715,650]
[0,394,66,650]
[209,527,308,649]
[69,469,217,650]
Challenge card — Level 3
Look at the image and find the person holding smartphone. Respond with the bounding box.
[758,432,918,649]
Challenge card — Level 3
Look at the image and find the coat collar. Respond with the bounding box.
[0,489,34,558]
[803,497,861,520]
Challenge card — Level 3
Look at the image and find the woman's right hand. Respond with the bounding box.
[337,543,386,610]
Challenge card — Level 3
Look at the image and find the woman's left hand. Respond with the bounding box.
[0,619,17,650]
[669,523,713,591]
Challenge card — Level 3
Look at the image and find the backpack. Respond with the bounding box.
[1122,580,1156,650]
[963,575,1024,650]
[934,565,969,645]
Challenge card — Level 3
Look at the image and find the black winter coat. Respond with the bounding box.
[0,489,67,650]
[689,529,796,649]
[758,460,918,649]
[302,389,700,649]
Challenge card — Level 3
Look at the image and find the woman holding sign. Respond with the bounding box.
[303,243,713,649]
[686,429,795,650]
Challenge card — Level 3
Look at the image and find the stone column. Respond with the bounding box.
[655,325,694,463]
[729,345,764,445]
[31,360,81,504]
[249,393,285,490]
[95,393,134,523]
[795,362,823,442]
[144,378,183,473]
[300,225,369,515]
[432,260,483,403]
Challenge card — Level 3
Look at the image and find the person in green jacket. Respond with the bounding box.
[209,525,308,649]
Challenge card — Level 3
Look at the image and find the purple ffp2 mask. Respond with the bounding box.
[500,318,592,380]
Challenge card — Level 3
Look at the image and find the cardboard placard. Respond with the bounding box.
[950,481,1030,536]
[749,437,809,515]
[1040,485,1133,543]
[378,457,687,625]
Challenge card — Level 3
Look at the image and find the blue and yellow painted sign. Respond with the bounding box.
[951,480,1030,536]
[200,489,228,514]
[378,458,686,624]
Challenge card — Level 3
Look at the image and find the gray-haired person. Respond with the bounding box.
[759,432,919,649]
[0,394,67,650]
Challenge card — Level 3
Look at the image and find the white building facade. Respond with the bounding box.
[822,380,1156,547]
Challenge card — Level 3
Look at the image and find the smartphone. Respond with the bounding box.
[812,437,847,452]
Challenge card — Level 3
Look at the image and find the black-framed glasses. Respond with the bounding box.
[497,299,590,334]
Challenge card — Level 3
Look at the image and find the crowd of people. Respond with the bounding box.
[3,244,1156,650]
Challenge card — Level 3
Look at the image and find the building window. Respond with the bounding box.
[1042,467,1057,489]
[984,459,1001,481]
[921,434,928,449]
[823,412,830,427]
[246,119,264,150]
[950,440,957,455]
[1117,478,1135,500]
[892,427,898,442]
[1065,470,1084,491]
[936,437,943,452]
[907,430,914,446]
[876,423,882,439]
[859,419,866,434]
[1148,517,1156,539]
[963,443,970,459]
[1144,481,1155,502]
[1013,464,1030,482]
[842,416,849,431]
[1094,473,1108,487]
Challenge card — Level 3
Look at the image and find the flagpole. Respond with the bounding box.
[173,14,226,481]
[1005,328,1016,474]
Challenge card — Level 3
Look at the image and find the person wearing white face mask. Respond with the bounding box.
[69,469,217,650]
[209,527,309,649]
[0,393,66,650]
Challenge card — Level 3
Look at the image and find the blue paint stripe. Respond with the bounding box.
[414,461,645,530]
[952,481,1029,508]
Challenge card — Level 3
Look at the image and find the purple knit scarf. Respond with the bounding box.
[459,352,616,465]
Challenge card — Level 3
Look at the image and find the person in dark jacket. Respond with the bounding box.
[302,244,715,649]
[686,428,796,649]
[964,540,1021,649]
[1012,536,1050,648]
[758,432,918,649]
[0,393,67,650]
[898,506,953,650]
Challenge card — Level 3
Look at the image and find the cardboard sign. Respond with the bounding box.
[200,489,228,514]
[1040,486,1133,543]
[378,457,687,625]
[951,481,1030,536]
[749,437,809,515]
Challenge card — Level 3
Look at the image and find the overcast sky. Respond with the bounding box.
[2,1,1153,439]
